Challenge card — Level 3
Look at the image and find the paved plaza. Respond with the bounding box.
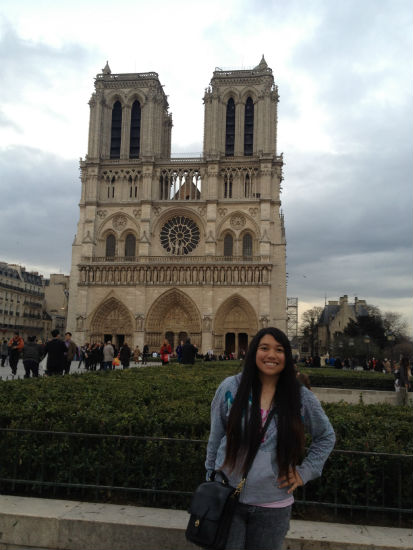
[0,358,160,381]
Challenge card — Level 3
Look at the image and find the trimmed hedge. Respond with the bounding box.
[296,365,397,391]
[0,365,411,522]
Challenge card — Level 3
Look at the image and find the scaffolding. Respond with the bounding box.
[287,297,298,345]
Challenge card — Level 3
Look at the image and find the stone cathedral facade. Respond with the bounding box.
[66,57,287,354]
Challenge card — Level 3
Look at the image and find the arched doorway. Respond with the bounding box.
[214,295,258,356]
[89,297,133,348]
[145,289,201,352]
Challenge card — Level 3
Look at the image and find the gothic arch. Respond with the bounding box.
[145,289,202,350]
[125,91,146,108]
[89,297,134,344]
[221,90,241,105]
[216,210,260,238]
[240,88,258,104]
[214,294,258,354]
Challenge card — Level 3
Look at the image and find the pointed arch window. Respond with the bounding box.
[110,101,122,159]
[125,234,136,258]
[129,100,141,158]
[105,234,116,258]
[242,233,253,258]
[244,97,254,156]
[224,173,233,198]
[225,98,235,157]
[224,234,233,257]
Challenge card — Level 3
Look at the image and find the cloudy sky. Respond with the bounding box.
[0,0,411,331]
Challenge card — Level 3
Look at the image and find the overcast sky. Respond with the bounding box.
[0,0,411,331]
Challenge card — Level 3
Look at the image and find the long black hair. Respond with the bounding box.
[224,327,305,477]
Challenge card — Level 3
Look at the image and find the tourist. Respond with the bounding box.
[142,344,149,365]
[176,340,184,363]
[205,327,335,550]
[1,339,8,367]
[397,356,411,406]
[7,332,24,376]
[102,341,114,370]
[44,329,67,376]
[160,339,171,365]
[64,332,77,375]
[181,338,197,365]
[22,335,43,378]
[132,345,141,365]
[119,342,132,369]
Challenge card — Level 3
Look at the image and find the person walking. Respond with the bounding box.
[64,332,77,375]
[44,329,67,376]
[205,327,335,550]
[176,340,184,364]
[160,339,171,365]
[142,344,149,365]
[181,338,197,365]
[22,336,43,378]
[7,332,24,376]
[119,342,132,369]
[397,356,411,406]
[102,341,115,370]
[1,339,8,367]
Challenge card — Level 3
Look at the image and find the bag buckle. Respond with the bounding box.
[233,478,246,496]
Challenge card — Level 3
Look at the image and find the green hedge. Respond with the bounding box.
[296,366,396,391]
[0,365,411,523]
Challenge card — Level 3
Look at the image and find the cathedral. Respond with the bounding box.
[66,57,287,355]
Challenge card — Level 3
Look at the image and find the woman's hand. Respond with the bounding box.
[277,467,304,494]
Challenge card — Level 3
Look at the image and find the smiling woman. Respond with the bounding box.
[205,327,335,550]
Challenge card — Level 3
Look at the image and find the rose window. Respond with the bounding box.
[160,216,200,255]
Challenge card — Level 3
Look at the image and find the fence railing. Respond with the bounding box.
[0,428,411,526]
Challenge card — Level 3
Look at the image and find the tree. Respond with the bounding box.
[300,307,324,335]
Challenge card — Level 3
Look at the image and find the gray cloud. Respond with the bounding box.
[0,145,79,271]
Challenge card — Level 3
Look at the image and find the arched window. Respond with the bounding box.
[225,98,235,157]
[224,173,233,198]
[129,100,141,158]
[224,234,233,257]
[242,233,253,258]
[110,101,122,159]
[105,234,116,257]
[244,97,254,156]
[125,234,136,258]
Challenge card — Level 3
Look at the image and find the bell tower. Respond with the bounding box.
[67,58,286,354]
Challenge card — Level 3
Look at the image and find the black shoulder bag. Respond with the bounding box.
[185,407,276,550]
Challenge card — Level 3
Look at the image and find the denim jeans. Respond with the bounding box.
[225,502,291,550]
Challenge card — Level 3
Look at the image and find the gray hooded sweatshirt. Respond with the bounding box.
[205,373,336,505]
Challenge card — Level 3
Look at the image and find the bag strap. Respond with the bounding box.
[214,406,277,496]
[241,406,277,479]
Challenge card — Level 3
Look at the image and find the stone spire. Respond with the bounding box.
[254,55,268,71]
[102,61,111,75]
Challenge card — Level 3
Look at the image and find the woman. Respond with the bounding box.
[160,339,171,365]
[119,342,132,369]
[205,327,335,550]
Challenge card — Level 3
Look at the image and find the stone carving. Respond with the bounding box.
[112,214,127,231]
[153,207,161,216]
[218,208,227,217]
[133,209,141,218]
[230,214,246,229]
[260,316,269,328]
[249,208,259,217]
[76,316,85,330]
[97,210,107,219]
[160,216,200,255]
[203,316,212,331]
[198,206,206,216]
[135,314,144,331]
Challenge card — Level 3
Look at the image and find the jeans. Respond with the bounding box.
[225,502,291,550]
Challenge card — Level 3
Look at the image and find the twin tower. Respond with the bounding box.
[67,57,287,355]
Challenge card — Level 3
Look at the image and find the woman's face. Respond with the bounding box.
[255,334,286,380]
